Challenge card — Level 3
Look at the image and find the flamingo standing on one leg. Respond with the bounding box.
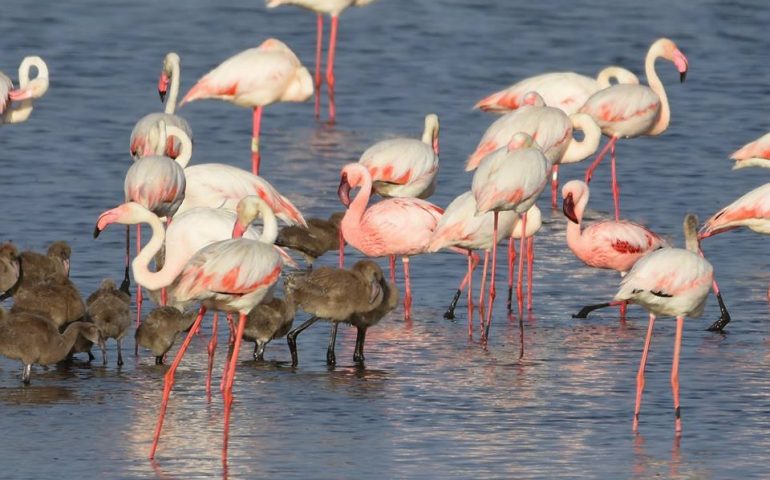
[265,0,376,122]
[615,214,722,433]
[730,132,770,170]
[507,204,542,314]
[337,163,444,321]
[1,56,49,125]
[353,113,440,280]
[428,190,515,328]
[94,197,282,460]
[472,132,549,337]
[561,180,667,319]
[475,66,639,115]
[180,38,313,176]
[130,52,194,160]
[580,38,689,221]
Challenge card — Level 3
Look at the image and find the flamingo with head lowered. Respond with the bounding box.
[1,56,49,125]
[580,38,689,221]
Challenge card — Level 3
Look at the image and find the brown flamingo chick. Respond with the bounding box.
[18,240,72,288]
[276,211,344,267]
[0,243,20,297]
[86,279,131,366]
[135,306,196,365]
[347,275,398,364]
[11,272,86,330]
[244,290,296,361]
[0,310,105,384]
[285,259,386,366]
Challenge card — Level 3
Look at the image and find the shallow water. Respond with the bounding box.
[2,0,770,478]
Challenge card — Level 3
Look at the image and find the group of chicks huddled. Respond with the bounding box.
[0,220,398,383]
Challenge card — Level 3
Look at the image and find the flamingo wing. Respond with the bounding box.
[355,198,443,256]
[700,183,770,236]
[475,72,598,115]
[360,139,437,186]
[580,84,660,132]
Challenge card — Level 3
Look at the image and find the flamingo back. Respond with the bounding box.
[475,72,599,115]
[580,84,660,138]
[359,138,438,199]
[472,147,548,214]
[572,220,667,273]
[124,156,186,219]
[429,191,516,252]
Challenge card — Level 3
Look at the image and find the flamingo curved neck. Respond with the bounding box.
[596,66,639,88]
[164,125,192,167]
[131,210,182,291]
[165,57,181,115]
[2,57,48,124]
[341,169,373,245]
[562,113,602,164]
[257,202,279,244]
[645,45,670,136]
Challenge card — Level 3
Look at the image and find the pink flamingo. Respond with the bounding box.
[180,38,313,175]
[615,214,722,433]
[428,190,515,327]
[472,132,549,338]
[507,205,542,314]
[356,112,440,281]
[562,180,667,319]
[337,162,443,321]
[124,122,187,331]
[94,197,282,460]
[130,52,194,160]
[466,91,601,209]
[475,66,639,115]
[580,38,689,221]
[1,56,49,125]
[730,132,770,170]
[266,0,376,122]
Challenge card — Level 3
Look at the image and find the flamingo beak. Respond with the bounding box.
[562,193,579,224]
[94,208,122,238]
[231,221,247,239]
[158,72,170,102]
[337,174,351,208]
[673,48,688,83]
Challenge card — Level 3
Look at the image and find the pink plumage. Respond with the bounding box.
[730,132,770,170]
[700,182,770,237]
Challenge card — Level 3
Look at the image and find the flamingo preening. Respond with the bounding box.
[1,56,49,125]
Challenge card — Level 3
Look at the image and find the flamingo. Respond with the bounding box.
[265,0,376,122]
[615,214,721,433]
[1,56,49,125]
[428,190,515,329]
[472,132,549,337]
[475,66,639,115]
[561,180,667,319]
[94,197,282,460]
[580,38,689,221]
[180,38,313,175]
[467,91,601,209]
[130,52,194,160]
[337,162,444,321]
[356,112,440,281]
[507,204,542,314]
[730,132,770,170]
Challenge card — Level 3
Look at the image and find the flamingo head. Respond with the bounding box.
[232,195,267,239]
[338,163,369,207]
[158,52,179,102]
[655,38,689,83]
[521,91,546,107]
[352,260,385,305]
[561,180,588,224]
[94,202,145,238]
[158,72,169,102]
[47,241,72,277]
[507,132,535,152]
[423,113,440,155]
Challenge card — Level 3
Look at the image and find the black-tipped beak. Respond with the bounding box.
[562,193,579,224]
[337,174,351,208]
[159,90,166,102]
[680,71,687,83]
[93,225,102,239]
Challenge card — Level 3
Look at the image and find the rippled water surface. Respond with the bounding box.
[2,0,770,478]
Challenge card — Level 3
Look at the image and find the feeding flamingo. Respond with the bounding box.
[180,38,313,175]
[730,132,770,170]
[475,66,639,115]
[614,214,724,433]
[130,52,194,160]
[580,38,689,221]
[472,132,549,338]
[467,91,601,209]
[1,56,49,125]
[428,190,515,327]
[337,162,444,321]
[94,196,282,460]
[266,0,376,122]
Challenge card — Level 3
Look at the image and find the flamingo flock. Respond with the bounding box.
[4,0,770,468]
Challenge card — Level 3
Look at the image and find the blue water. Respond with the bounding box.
[2,0,770,478]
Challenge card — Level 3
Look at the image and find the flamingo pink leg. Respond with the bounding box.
[220,313,236,394]
[610,139,620,221]
[222,312,247,458]
[526,236,534,311]
[550,164,560,209]
[633,313,656,432]
[402,256,412,321]
[672,315,684,433]
[620,301,628,320]
[506,237,516,311]
[149,306,206,459]
[484,212,500,340]
[516,213,528,316]
[326,15,339,123]
[252,106,263,176]
[467,252,474,334]
[584,136,617,184]
[136,224,143,330]
[478,250,489,330]
[206,312,219,402]
[389,255,396,285]
[314,13,323,119]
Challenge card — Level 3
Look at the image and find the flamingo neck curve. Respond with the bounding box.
[561,113,602,164]
[165,54,181,115]
[645,44,671,136]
